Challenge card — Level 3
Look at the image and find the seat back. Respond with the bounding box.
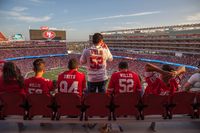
[143,94,168,116]
[27,94,53,118]
[195,92,200,115]
[0,92,25,116]
[171,92,195,115]
[114,93,139,116]
[84,93,111,117]
[55,93,81,116]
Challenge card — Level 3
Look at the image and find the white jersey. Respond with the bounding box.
[80,45,113,82]
[188,73,200,91]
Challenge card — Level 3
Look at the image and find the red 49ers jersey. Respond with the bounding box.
[144,72,179,95]
[144,72,166,95]
[57,69,86,96]
[107,70,141,95]
[0,77,25,94]
[24,77,53,95]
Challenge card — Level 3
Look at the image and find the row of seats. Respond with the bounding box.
[0,92,200,122]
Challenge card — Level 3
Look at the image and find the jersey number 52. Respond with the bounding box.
[119,79,134,93]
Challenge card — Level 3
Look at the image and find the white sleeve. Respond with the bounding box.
[80,49,87,65]
[106,48,113,62]
[188,74,198,85]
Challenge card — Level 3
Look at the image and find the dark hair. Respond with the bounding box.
[3,62,24,88]
[33,59,45,73]
[118,61,128,69]
[68,58,79,69]
[92,33,103,44]
[162,64,174,72]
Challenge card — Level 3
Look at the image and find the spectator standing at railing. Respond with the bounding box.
[57,58,86,96]
[184,62,200,92]
[24,59,53,95]
[80,33,113,132]
[80,33,113,93]
[0,62,25,94]
[107,61,142,95]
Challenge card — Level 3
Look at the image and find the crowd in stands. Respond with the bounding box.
[0,41,66,47]
[0,47,66,60]
[0,40,199,91]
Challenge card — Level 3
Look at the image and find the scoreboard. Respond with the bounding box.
[29,29,66,40]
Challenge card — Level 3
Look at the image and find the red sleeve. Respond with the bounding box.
[24,79,29,94]
[82,74,86,92]
[135,74,142,92]
[57,74,61,91]
[107,74,115,95]
[48,80,53,91]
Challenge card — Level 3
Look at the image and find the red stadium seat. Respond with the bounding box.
[54,93,82,120]
[84,93,111,120]
[142,94,169,119]
[113,93,140,120]
[27,94,54,120]
[0,92,26,119]
[169,92,195,117]
[195,92,200,117]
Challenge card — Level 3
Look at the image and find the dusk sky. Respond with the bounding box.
[0,0,200,41]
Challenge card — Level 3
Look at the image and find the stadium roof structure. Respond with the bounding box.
[101,23,200,35]
[0,32,8,41]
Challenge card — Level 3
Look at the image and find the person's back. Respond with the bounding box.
[24,59,53,95]
[25,77,52,94]
[107,61,141,95]
[81,45,111,82]
[57,58,86,96]
[0,62,25,94]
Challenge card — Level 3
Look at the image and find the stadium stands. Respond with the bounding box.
[97,23,200,56]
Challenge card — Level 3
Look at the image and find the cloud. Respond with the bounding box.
[68,11,160,24]
[67,28,76,31]
[186,13,200,21]
[0,9,52,22]
[12,7,28,12]
[16,15,51,22]
[63,9,68,14]
[29,0,42,3]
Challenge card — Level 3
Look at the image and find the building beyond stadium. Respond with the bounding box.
[90,23,200,57]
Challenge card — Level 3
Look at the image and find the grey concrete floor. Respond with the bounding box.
[0,121,200,133]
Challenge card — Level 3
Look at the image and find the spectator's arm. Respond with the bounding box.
[183,74,196,91]
[145,63,169,75]
[136,74,142,92]
[106,75,115,95]
[172,66,186,77]
[106,48,113,62]
[80,49,87,65]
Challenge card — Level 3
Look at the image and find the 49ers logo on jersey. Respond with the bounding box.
[42,31,56,39]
